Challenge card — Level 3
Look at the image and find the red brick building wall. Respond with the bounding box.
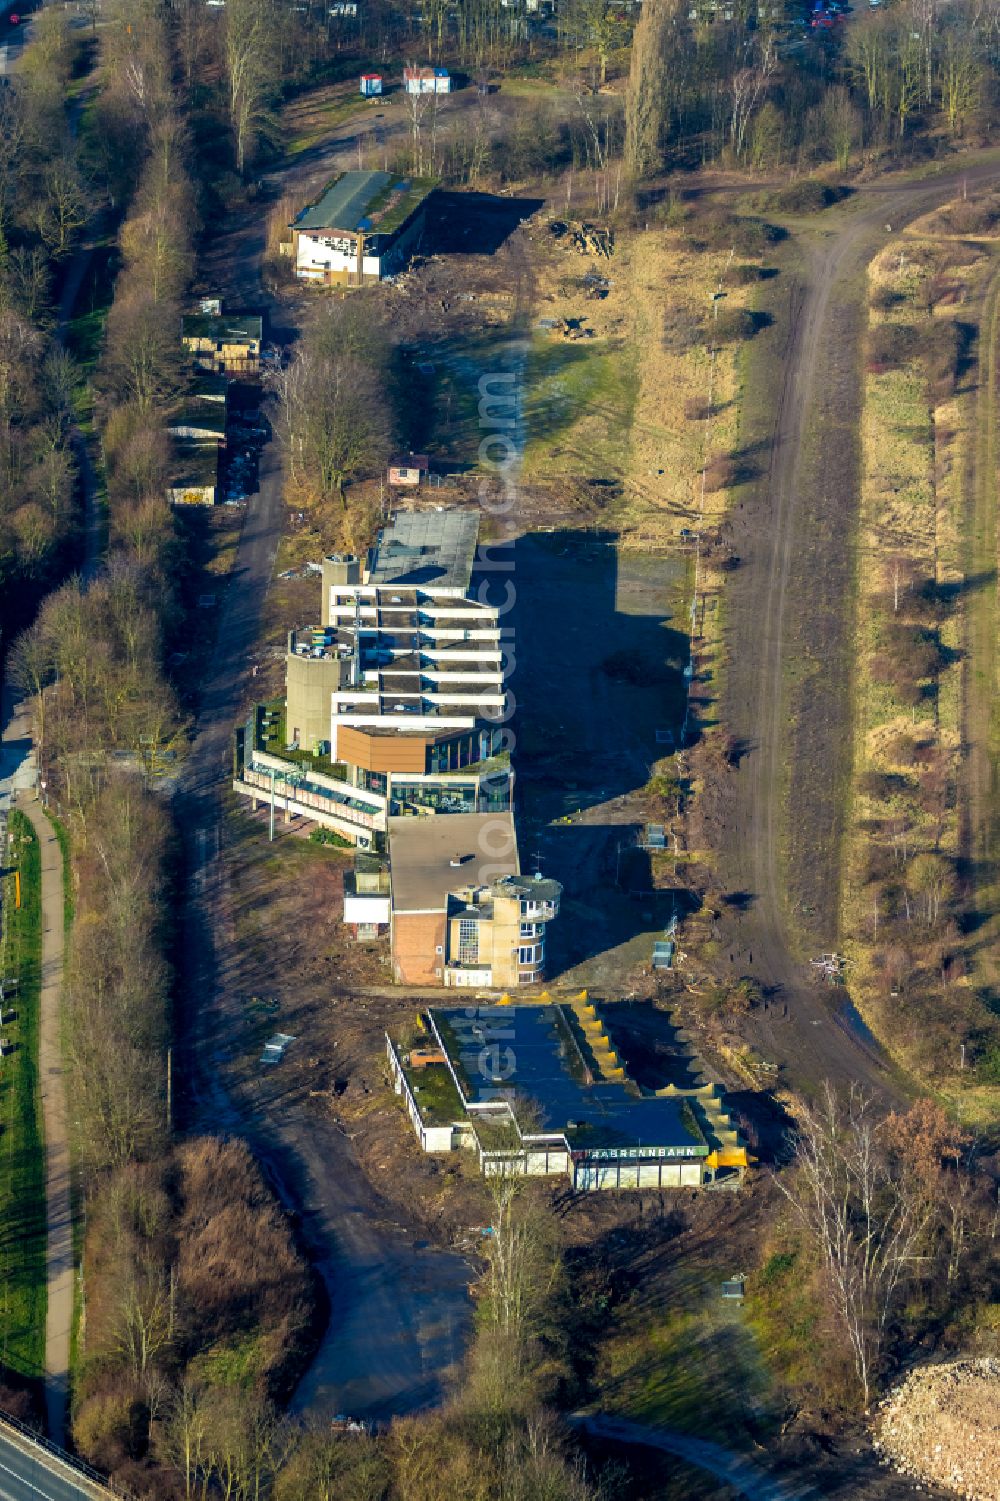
[392,911,446,985]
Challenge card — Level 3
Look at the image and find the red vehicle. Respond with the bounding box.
[7,13,19,22]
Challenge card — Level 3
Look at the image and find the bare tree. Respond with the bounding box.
[103,291,179,410]
[225,0,278,176]
[777,1084,941,1407]
[271,348,390,503]
[729,38,775,161]
[939,29,981,134]
[34,155,91,260]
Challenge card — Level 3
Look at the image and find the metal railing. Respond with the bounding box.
[0,1407,122,1495]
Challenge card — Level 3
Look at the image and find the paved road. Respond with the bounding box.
[716,154,1000,1101]
[576,1414,815,1500]
[0,1425,112,1500]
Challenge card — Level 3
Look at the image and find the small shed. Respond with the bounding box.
[388,453,429,486]
[360,72,382,95]
[404,66,451,94]
[181,312,264,375]
[168,441,218,507]
[168,400,227,445]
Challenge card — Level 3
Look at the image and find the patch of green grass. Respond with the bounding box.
[189,1330,269,1390]
[0,812,46,1379]
[604,1302,771,1432]
[45,812,73,934]
[285,91,377,155]
[402,1061,464,1126]
[523,336,638,480]
[744,1244,833,1396]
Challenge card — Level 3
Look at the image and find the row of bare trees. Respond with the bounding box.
[0,11,85,636]
[620,0,1000,182]
[780,1088,988,1409]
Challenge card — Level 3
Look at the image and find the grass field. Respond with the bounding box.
[45,813,73,935]
[0,812,46,1379]
[840,211,998,1091]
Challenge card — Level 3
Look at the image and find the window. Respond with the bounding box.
[519,922,535,938]
[518,945,536,964]
[458,919,479,966]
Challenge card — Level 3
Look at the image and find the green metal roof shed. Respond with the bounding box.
[293,171,436,236]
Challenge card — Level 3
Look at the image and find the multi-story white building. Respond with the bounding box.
[234,511,511,845]
[322,511,505,776]
[232,508,564,986]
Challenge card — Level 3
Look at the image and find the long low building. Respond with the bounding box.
[290,169,435,286]
[386,1001,750,1190]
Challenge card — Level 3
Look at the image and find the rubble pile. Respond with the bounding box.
[873,1358,1000,1499]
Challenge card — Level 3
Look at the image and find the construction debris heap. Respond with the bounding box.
[873,1359,1000,1501]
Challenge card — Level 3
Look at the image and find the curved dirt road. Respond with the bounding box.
[717,155,1000,1099]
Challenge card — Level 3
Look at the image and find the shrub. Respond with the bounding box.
[871,285,904,313]
[713,307,763,344]
[866,323,918,373]
[686,211,784,256]
[858,769,910,801]
[662,304,704,352]
[704,455,737,491]
[74,1391,143,1471]
[883,731,919,766]
[938,196,1000,235]
[765,180,847,214]
[309,827,352,848]
[920,321,962,399]
[724,262,768,287]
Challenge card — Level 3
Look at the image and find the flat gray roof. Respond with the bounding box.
[388,812,518,913]
[368,510,480,590]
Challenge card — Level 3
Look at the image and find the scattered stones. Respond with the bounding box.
[873,1358,1000,1500]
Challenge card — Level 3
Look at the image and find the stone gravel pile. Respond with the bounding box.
[873,1358,1000,1499]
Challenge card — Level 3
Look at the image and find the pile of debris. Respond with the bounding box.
[873,1359,1000,1499]
[549,220,615,257]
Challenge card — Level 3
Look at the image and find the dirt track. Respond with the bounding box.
[717,155,1000,1101]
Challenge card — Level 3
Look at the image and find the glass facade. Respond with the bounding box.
[458,918,479,965]
[391,781,477,816]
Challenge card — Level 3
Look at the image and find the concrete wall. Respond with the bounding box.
[392,910,446,984]
[321,555,361,625]
[344,892,391,925]
[286,650,348,752]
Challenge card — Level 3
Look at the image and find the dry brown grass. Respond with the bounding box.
[841,205,997,1088]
